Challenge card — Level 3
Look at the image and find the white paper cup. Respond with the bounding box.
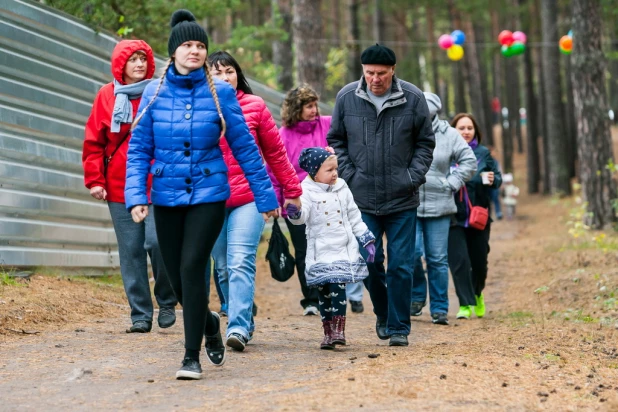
[481,172,491,185]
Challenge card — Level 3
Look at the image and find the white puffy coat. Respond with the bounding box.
[289,177,375,287]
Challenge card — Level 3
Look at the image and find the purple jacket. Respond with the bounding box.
[268,116,331,216]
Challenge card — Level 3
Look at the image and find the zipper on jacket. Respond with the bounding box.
[363,117,367,145]
[389,117,395,146]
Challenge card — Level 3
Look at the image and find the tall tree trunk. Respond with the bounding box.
[426,7,440,94]
[331,0,342,46]
[463,17,490,146]
[509,0,523,155]
[521,0,540,194]
[490,4,506,163]
[473,22,494,147]
[610,19,618,123]
[532,0,550,194]
[571,0,617,229]
[345,0,362,83]
[272,0,294,91]
[564,57,578,178]
[293,0,326,94]
[448,0,467,114]
[372,0,386,42]
[541,0,571,195]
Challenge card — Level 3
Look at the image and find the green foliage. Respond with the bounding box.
[324,48,348,100]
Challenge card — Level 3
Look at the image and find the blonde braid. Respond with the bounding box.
[131,59,173,130]
[204,62,227,137]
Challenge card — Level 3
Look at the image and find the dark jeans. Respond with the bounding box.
[490,188,502,218]
[360,209,417,336]
[285,219,320,309]
[108,202,177,324]
[448,224,491,306]
[154,203,225,354]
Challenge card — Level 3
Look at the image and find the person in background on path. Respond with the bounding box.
[125,10,279,380]
[487,146,503,220]
[411,93,477,326]
[286,147,375,350]
[449,113,502,321]
[83,39,177,334]
[207,51,302,352]
[328,44,435,347]
[271,84,366,316]
[501,173,519,220]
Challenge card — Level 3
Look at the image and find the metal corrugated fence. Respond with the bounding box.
[0,0,331,268]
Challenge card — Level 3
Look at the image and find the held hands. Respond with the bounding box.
[90,186,107,201]
[130,205,149,223]
[365,242,376,263]
[261,209,280,222]
[285,203,300,217]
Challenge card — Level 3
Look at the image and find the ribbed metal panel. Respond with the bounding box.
[0,0,331,268]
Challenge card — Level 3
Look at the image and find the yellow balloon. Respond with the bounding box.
[447,45,464,61]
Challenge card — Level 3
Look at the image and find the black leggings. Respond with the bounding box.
[448,224,491,306]
[285,219,320,309]
[154,202,226,360]
[317,283,347,320]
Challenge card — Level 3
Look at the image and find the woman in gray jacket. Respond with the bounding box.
[410,93,477,325]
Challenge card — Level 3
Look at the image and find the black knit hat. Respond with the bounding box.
[361,43,396,65]
[168,10,208,57]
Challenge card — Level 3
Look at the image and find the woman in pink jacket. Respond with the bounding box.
[208,51,302,352]
[272,85,365,316]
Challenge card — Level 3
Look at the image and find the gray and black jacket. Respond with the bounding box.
[327,76,435,215]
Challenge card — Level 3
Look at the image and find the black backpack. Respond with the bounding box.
[265,219,296,282]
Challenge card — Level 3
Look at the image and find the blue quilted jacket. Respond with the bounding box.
[125,65,278,212]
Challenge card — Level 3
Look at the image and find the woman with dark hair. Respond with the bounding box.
[273,84,367,316]
[208,51,302,352]
[83,40,177,334]
[126,11,279,379]
[448,113,502,320]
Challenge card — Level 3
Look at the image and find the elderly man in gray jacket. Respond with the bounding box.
[327,44,435,346]
[411,92,477,326]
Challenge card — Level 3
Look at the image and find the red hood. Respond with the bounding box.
[111,40,156,84]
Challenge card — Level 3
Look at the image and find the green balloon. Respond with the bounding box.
[511,41,526,55]
[501,45,513,57]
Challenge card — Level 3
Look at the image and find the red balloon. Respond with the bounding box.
[498,30,514,46]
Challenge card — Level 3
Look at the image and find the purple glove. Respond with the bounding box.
[365,242,376,263]
[286,203,300,218]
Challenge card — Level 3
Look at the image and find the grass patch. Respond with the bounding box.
[73,274,124,289]
[508,311,534,319]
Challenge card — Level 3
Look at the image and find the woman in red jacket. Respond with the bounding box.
[208,51,302,351]
[83,40,177,333]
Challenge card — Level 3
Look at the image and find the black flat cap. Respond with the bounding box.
[361,43,396,65]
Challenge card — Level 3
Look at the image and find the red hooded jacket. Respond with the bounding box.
[220,90,302,208]
[82,40,156,203]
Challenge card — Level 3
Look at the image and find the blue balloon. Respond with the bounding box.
[568,29,573,38]
[451,30,466,45]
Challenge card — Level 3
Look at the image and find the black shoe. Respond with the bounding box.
[226,332,247,352]
[350,300,364,313]
[389,334,409,347]
[410,301,424,317]
[175,358,202,380]
[158,307,176,329]
[126,320,151,333]
[252,302,258,317]
[205,312,226,366]
[431,313,449,325]
[375,319,389,340]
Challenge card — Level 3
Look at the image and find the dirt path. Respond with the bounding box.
[2,190,618,411]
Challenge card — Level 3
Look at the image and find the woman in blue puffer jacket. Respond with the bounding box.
[125,9,279,381]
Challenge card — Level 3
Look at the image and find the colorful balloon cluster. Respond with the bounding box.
[559,30,573,54]
[498,30,527,57]
[438,30,466,61]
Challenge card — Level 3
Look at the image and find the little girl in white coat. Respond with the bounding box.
[286,147,375,350]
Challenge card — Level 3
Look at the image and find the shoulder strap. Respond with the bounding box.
[107,128,132,163]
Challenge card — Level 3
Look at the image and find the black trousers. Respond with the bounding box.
[285,218,320,309]
[154,202,226,355]
[447,224,491,306]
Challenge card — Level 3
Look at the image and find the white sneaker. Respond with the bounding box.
[303,305,319,316]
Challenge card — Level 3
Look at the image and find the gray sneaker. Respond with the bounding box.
[126,320,151,333]
[389,334,409,346]
[410,301,424,317]
[226,332,247,352]
[176,358,202,380]
[158,307,176,329]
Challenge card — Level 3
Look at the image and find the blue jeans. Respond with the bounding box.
[490,188,502,218]
[108,202,177,323]
[360,209,417,336]
[412,216,451,314]
[211,202,264,340]
[347,282,364,302]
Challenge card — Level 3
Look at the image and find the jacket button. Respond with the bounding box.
[185,178,192,184]
[337,210,340,213]
[186,188,192,194]
[325,212,328,215]
[184,142,190,148]
[186,104,192,110]
[204,168,210,175]
[155,168,161,174]
[184,150,190,157]
[323,201,326,203]
[185,113,191,120]
[327,223,330,226]
[339,221,342,224]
